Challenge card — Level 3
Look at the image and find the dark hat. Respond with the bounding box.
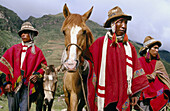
[139,36,162,55]
[104,6,132,28]
[18,22,38,37]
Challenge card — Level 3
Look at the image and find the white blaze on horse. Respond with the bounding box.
[61,4,94,111]
[42,65,58,111]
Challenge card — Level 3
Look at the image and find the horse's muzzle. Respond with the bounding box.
[44,98,54,105]
[64,59,79,72]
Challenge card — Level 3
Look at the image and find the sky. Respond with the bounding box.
[1,0,170,52]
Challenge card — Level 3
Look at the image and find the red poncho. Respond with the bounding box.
[87,36,149,111]
[139,56,169,111]
[0,43,47,95]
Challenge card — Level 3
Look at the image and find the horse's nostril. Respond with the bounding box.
[64,60,77,71]
[44,99,48,105]
[68,63,74,65]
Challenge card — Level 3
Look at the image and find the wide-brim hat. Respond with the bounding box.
[104,6,132,28]
[139,36,162,54]
[18,22,38,37]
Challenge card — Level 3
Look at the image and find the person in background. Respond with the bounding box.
[86,6,149,111]
[0,22,47,111]
[138,36,170,111]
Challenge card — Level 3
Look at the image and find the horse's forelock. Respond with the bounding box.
[62,14,84,30]
[61,12,93,62]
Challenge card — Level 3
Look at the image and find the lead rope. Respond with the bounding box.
[136,103,144,111]
[28,81,30,111]
[78,68,90,111]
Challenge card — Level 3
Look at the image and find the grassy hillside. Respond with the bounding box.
[0,4,170,111]
[0,5,23,33]
[1,4,169,71]
[25,13,106,67]
[0,31,20,57]
[131,41,170,74]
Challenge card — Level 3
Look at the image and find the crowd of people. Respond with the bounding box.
[0,5,169,111]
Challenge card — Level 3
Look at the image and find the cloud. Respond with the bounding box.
[0,0,170,51]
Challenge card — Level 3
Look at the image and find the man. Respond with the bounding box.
[87,6,149,111]
[0,22,47,111]
[138,36,170,111]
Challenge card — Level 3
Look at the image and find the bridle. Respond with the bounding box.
[64,42,89,111]
[44,89,55,93]
[65,43,83,52]
[64,43,84,70]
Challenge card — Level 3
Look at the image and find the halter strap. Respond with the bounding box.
[65,43,83,51]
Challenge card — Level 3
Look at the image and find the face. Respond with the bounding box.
[115,19,127,36]
[21,31,31,43]
[149,44,159,57]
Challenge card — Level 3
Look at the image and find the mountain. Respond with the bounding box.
[0,5,22,56]
[0,5,23,33]
[0,5,170,74]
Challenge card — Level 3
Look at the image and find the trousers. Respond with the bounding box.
[7,85,28,111]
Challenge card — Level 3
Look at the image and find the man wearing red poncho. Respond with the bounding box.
[0,22,47,111]
[138,36,170,111]
[86,6,149,111]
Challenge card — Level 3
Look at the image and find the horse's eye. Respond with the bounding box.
[63,30,66,35]
[83,30,86,35]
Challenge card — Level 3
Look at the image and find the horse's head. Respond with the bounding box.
[61,4,94,72]
[43,65,57,104]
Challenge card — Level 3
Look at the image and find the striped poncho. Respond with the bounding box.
[0,43,47,95]
[87,33,149,111]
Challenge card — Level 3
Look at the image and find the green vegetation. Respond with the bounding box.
[0,4,170,110]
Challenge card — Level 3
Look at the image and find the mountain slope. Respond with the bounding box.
[0,5,23,33]
[0,4,170,74]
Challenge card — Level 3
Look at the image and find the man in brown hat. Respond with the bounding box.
[138,36,170,111]
[86,6,149,111]
[0,21,47,111]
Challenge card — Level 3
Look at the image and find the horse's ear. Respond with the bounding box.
[63,3,71,18]
[82,6,93,22]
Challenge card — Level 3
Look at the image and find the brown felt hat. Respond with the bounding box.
[18,22,38,37]
[104,6,132,28]
[139,36,162,54]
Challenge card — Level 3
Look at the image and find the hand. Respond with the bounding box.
[130,97,138,106]
[4,84,12,93]
[80,56,85,66]
[146,74,155,82]
[146,74,154,80]
[30,75,39,83]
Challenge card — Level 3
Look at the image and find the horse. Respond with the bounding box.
[42,65,58,111]
[29,76,44,111]
[61,4,94,111]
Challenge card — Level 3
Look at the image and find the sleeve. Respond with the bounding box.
[0,48,13,86]
[0,48,14,95]
[87,59,97,110]
[131,45,149,95]
[154,60,169,78]
[33,49,47,78]
[154,60,170,89]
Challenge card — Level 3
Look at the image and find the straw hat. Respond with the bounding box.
[139,36,162,54]
[18,22,38,37]
[104,6,132,28]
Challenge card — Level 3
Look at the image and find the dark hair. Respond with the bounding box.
[139,48,147,56]
[148,42,160,49]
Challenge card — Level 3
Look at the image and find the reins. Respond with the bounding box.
[78,67,90,111]
[64,39,90,111]
[28,81,30,111]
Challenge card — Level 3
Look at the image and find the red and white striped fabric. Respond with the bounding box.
[97,32,133,111]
